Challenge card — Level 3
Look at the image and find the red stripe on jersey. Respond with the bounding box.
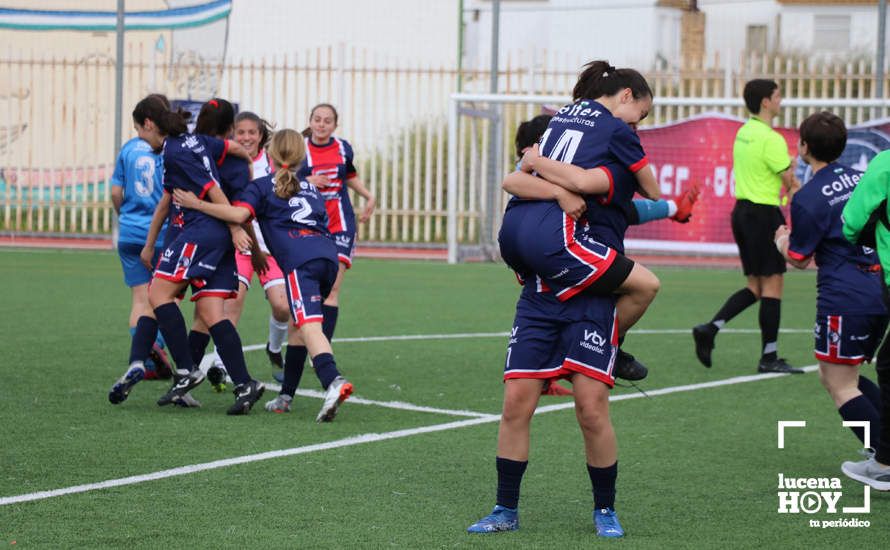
[217,139,229,166]
[232,200,256,221]
[787,248,810,262]
[198,181,216,200]
[629,156,649,173]
[596,165,615,205]
[325,199,345,233]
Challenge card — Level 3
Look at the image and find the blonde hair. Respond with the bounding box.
[268,129,307,199]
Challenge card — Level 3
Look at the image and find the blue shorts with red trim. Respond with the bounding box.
[283,258,339,327]
[332,229,356,269]
[814,313,889,365]
[154,237,237,301]
[499,200,619,302]
[504,289,618,388]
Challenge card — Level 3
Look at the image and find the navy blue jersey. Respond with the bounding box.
[540,100,649,251]
[212,140,251,200]
[788,162,886,316]
[583,161,636,253]
[233,174,337,270]
[162,133,229,245]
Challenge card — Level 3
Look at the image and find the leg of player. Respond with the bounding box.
[467,378,542,534]
[265,323,308,414]
[109,283,158,404]
[206,282,251,390]
[150,278,207,407]
[755,274,799,373]
[693,276,762,368]
[843,334,890,490]
[613,263,660,335]
[321,263,347,342]
[196,295,264,415]
[265,283,290,369]
[188,316,216,390]
[631,183,699,225]
[819,361,881,444]
[610,263,660,381]
[299,321,352,422]
[572,374,623,538]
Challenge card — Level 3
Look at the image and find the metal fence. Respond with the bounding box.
[2,46,890,243]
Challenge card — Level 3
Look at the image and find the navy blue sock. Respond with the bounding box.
[188,330,211,367]
[839,395,881,444]
[129,316,158,364]
[859,375,882,411]
[209,321,250,386]
[587,462,618,511]
[282,345,308,396]
[322,305,339,342]
[495,457,528,510]
[153,303,194,372]
[312,352,340,389]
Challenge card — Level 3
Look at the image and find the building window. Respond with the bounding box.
[746,25,767,53]
[813,14,850,51]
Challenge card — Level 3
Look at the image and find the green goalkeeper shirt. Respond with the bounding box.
[842,149,890,287]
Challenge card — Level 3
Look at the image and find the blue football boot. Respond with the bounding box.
[467,505,519,533]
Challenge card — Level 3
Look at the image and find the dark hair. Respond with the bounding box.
[195,98,235,138]
[235,111,274,149]
[132,94,189,136]
[515,114,552,158]
[302,103,339,138]
[743,79,779,114]
[799,111,846,163]
[572,60,652,103]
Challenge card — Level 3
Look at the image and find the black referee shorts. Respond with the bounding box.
[731,199,787,277]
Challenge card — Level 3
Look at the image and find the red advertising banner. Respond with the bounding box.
[626,114,800,253]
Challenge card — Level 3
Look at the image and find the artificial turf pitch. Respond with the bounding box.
[1,249,886,547]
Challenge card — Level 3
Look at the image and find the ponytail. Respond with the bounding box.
[267,129,307,199]
[132,94,189,136]
[572,60,652,103]
[195,97,235,138]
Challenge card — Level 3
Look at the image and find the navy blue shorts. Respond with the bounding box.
[154,237,237,301]
[499,202,631,300]
[283,258,339,327]
[504,289,618,387]
[814,313,889,365]
[118,242,161,287]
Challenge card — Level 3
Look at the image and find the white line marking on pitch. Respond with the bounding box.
[236,327,811,353]
[0,364,818,507]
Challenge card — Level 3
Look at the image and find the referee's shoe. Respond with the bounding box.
[757,357,804,374]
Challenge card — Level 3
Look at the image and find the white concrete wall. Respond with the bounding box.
[779,5,888,56]
[226,0,459,66]
[463,0,672,71]
[699,0,779,63]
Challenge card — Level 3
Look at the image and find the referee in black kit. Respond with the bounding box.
[693,79,802,373]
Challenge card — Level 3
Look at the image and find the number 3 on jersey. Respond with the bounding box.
[288,196,316,226]
[539,128,584,164]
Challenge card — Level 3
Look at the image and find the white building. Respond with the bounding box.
[462,0,890,71]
